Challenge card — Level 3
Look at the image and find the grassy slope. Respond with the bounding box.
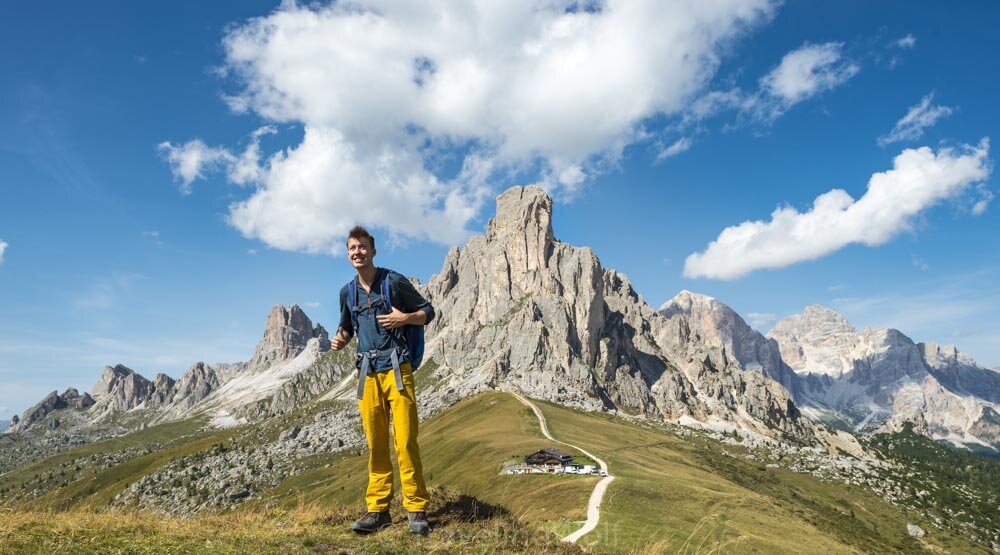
[533,398,985,553]
[255,393,595,534]
[0,417,219,508]
[2,391,990,553]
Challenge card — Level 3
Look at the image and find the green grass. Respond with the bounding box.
[255,393,595,532]
[3,391,993,553]
[530,397,986,553]
[0,417,218,506]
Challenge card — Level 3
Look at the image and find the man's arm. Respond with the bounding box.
[377,272,434,329]
[331,284,354,351]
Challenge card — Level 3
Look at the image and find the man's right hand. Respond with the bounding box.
[331,327,350,351]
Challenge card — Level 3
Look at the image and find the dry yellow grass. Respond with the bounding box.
[0,486,584,554]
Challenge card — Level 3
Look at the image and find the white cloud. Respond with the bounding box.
[686,42,859,126]
[911,254,929,271]
[159,126,277,194]
[878,93,953,146]
[893,34,917,49]
[754,42,859,120]
[157,140,234,194]
[303,301,321,309]
[657,137,693,160]
[168,0,778,253]
[972,186,994,216]
[0,240,6,266]
[684,139,992,280]
[746,312,777,330]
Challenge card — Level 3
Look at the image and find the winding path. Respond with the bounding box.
[507,390,615,544]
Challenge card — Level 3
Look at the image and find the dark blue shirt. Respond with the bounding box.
[339,267,435,372]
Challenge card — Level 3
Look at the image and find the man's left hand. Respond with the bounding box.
[377,307,410,330]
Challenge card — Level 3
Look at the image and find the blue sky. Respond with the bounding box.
[1,1,998,420]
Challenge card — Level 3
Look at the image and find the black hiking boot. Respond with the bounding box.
[352,510,392,534]
[407,511,430,535]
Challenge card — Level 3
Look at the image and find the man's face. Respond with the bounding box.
[347,237,375,269]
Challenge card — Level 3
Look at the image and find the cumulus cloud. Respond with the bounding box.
[753,42,859,121]
[0,240,7,266]
[878,93,954,146]
[157,140,234,194]
[893,34,917,49]
[686,42,859,126]
[166,0,778,253]
[158,126,276,194]
[684,139,992,280]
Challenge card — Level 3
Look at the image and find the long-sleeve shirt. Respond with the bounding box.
[339,267,435,372]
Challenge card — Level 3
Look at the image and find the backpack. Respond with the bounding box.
[346,271,425,370]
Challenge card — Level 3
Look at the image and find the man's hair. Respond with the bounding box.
[346,225,376,250]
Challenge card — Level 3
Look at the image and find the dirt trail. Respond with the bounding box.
[507,390,615,544]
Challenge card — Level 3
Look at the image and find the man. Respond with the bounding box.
[331,225,434,535]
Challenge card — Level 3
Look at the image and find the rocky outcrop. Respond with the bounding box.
[149,374,177,406]
[236,348,357,419]
[170,363,221,410]
[8,391,65,433]
[246,305,330,374]
[7,388,96,433]
[90,364,156,420]
[417,186,812,438]
[768,307,1000,449]
[659,291,801,396]
[922,342,1000,404]
[61,388,96,410]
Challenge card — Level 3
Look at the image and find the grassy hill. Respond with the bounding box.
[1,391,993,553]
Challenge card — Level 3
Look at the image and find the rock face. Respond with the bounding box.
[660,291,801,396]
[418,186,811,438]
[7,388,96,433]
[246,305,330,374]
[768,307,1000,449]
[170,363,221,410]
[8,391,66,433]
[8,303,336,436]
[90,365,156,419]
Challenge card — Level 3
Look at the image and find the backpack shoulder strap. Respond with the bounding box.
[380,271,393,310]
[346,279,359,332]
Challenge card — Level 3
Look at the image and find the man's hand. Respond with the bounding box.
[377,307,426,329]
[331,327,351,351]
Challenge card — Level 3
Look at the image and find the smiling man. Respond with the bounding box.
[331,225,435,535]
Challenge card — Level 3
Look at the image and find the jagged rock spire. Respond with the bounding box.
[247,305,329,374]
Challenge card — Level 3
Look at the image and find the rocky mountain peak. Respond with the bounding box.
[92,364,137,397]
[799,305,855,333]
[659,290,720,314]
[488,185,554,238]
[485,186,556,272]
[247,305,328,374]
[420,185,810,439]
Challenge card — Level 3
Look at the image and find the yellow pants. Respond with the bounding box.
[358,361,430,512]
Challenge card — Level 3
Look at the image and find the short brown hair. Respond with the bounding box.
[347,225,375,250]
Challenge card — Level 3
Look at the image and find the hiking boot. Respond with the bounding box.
[407,511,430,535]
[352,511,391,534]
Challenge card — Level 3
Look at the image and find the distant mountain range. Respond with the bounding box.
[5,185,997,456]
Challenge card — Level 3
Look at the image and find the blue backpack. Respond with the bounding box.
[346,272,425,370]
